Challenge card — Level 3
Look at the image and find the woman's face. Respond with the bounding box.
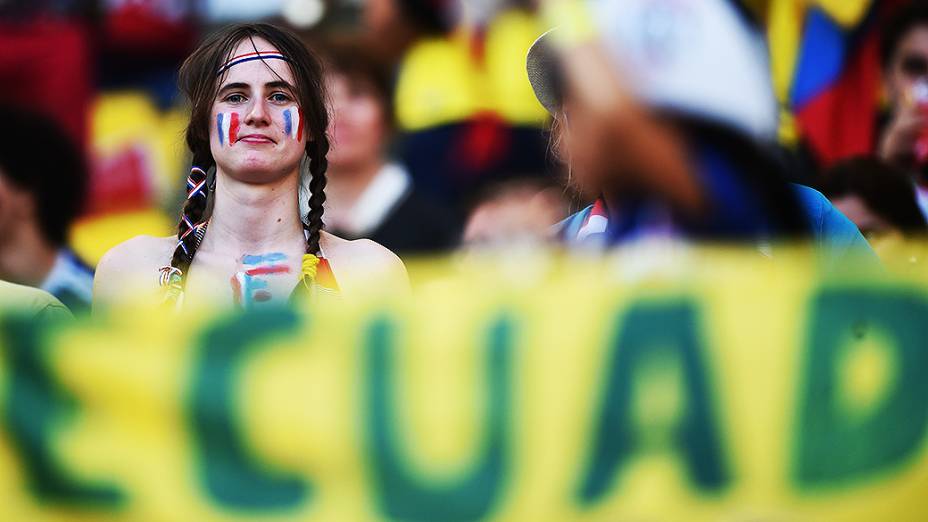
[327,72,388,172]
[210,38,307,183]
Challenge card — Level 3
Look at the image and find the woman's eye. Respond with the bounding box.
[270,92,292,103]
[225,93,246,103]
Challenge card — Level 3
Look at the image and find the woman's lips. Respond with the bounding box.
[237,134,275,144]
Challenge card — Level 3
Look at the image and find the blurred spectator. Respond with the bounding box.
[320,42,460,255]
[462,178,567,248]
[821,156,928,261]
[879,0,928,219]
[528,1,878,269]
[361,0,454,64]
[362,0,551,211]
[0,107,93,312]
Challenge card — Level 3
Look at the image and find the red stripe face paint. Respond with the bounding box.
[228,112,240,145]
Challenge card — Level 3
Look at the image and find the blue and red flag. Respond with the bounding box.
[758,0,910,166]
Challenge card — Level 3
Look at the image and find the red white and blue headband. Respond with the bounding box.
[217,51,290,76]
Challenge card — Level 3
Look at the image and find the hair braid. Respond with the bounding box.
[303,134,329,256]
[161,150,214,303]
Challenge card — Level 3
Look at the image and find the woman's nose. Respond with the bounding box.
[245,98,271,126]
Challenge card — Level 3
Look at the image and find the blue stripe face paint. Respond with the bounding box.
[217,113,224,146]
[283,109,292,137]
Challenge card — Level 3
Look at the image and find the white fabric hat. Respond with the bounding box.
[526,0,778,141]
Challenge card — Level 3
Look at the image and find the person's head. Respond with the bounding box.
[0,106,86,251]
[322,43,393,173]
[821,156,928,243]
[170,23,329,291]
[526,0,777,195]
[462,178,568,248]
[529,32,628,197]
[882,1,928,111]
[363,0,451,38]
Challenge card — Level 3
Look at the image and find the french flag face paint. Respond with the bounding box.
[216,112,240,146]
[283,107,303,141]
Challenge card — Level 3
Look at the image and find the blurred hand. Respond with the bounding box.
[879,103,928,167]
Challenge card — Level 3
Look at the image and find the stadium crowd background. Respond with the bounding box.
[0,0,927,312]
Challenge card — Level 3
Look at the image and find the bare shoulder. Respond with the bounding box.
[93,235,176,308]
[320,231,409,293]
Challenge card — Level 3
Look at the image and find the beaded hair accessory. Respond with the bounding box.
[217,51,290,76]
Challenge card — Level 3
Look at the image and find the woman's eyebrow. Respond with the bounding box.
[218,82,250,95]
[265,80,295,91]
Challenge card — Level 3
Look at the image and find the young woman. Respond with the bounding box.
[94,24,407,310]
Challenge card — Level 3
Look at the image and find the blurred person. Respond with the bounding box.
[527,1,877,269]
[320,42,460,255]
[462,178,567,248]
[821,156,927,263]
[879,0,928,219]
[94,23,407,311]
[361,0,454,64]
[0,107,93,312]
[362,0,551,211]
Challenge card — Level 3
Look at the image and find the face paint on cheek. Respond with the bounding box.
[283,107,303,141]
[217,112,240,146]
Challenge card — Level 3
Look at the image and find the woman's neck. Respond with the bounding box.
[200,169,306,256]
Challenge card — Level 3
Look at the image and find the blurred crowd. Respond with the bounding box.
[1,0,928,315]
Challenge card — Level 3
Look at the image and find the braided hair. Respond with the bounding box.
[162,23,330,305]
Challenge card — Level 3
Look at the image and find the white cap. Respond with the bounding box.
[590,0,777,140]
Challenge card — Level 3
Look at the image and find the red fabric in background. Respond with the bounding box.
[0,18,93,151]
[103,2,194,57]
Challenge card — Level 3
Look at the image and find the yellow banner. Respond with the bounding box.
[0,253,926,521]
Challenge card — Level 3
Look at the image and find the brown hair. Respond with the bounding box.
[320,40,394,128]
[167,23,330,298]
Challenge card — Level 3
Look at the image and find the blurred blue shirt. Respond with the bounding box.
[557,184,880,271]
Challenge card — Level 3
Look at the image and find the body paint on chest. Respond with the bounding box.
[217,112,240,146]
[283,107,303,141]
[230,252,291,309]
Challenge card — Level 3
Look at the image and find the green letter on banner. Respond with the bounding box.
[190,309,309,509]
[366,315,512,521]
[795,288,928,487]
[1,316,123,505]
[576,300,729,504]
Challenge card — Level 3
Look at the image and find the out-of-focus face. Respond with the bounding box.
[462,186,566,247]
[210,38,306,183]
[363,0,399,35]
[832,194,898,241]
[886,26,928,111]
[327,72,388,171]
[554,96,613,194]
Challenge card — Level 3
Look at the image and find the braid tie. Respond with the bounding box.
[158,266,184,306]
[186,167,208,199]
